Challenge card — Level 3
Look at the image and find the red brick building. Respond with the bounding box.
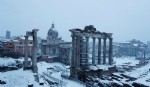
[3,36,33,57]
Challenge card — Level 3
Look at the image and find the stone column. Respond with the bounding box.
[70,35,75,77]
[24,35,29,67]
[76,36,80,68]
[109,38,113,65]
[103,38,107,64]
[98,38,101,64]
[86,37,89,65]
[92,37,96,65]
[32,29,39,73]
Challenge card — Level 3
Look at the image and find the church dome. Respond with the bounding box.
[48,23,58,38]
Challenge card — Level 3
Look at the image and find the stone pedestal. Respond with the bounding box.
[32,66,38,73]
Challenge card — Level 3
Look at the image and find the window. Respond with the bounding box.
[30,42,32,44]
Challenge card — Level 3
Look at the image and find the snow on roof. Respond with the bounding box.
[122,41,130,43]
[19,36,33,40]
[12,40,19,42]
[134,44,138,46]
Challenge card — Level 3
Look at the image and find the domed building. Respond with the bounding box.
[41,23,64,57]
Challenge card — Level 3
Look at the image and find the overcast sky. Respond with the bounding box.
[0,0,150,42]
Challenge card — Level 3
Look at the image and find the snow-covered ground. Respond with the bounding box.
[114,57,150,86]
[0,57,85,87]
[0,57,24,66]
[114,57,139,66]
[1,57,150,86]
[37,62,85,87]
[0,69,41,87]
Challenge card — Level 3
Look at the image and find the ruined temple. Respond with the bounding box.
[69,25,115,79]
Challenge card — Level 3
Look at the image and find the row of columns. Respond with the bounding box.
[71,36,113,66]
[70,35,113,77]
[91,37,113,65]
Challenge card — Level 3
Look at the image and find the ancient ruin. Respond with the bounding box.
[69,25,113,78]
[24,29,39,73]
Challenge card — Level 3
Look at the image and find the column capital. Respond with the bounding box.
[92,37,96,40]
[109,37,113,40]
[71,35,75,38]
[98,38,102,40]
[103,37,107,40]
[85,36,90,39]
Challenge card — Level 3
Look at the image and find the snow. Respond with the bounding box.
[0,58,49,86]
[0,57,24,66]
[113,57,150,86]
[19,36,33,40]
[89,65,113,71]
[135,73,150,86]
[37,62,85,87]
[114,57,139,66]
[0,57,85,87]
[0,57,49,87]
[1,56,150,86]
[0,69,41,87]
[125,63,150,78]
[12,40,19,42]
[134,44,138,46]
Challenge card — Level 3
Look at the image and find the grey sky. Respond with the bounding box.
[0,0,150,42]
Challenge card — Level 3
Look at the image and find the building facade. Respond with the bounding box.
[59,42,72,65]
[0,36,33,57]
[15,36,33,57]
[41,23,64,57]
[113,39,148,57]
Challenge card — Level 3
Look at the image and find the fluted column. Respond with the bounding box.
[86,37,89,64]
[98,38,101,64]
[103,38,107,64]
[109,38,113,65]
[92,37,96,65]
[24,35,29,67]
